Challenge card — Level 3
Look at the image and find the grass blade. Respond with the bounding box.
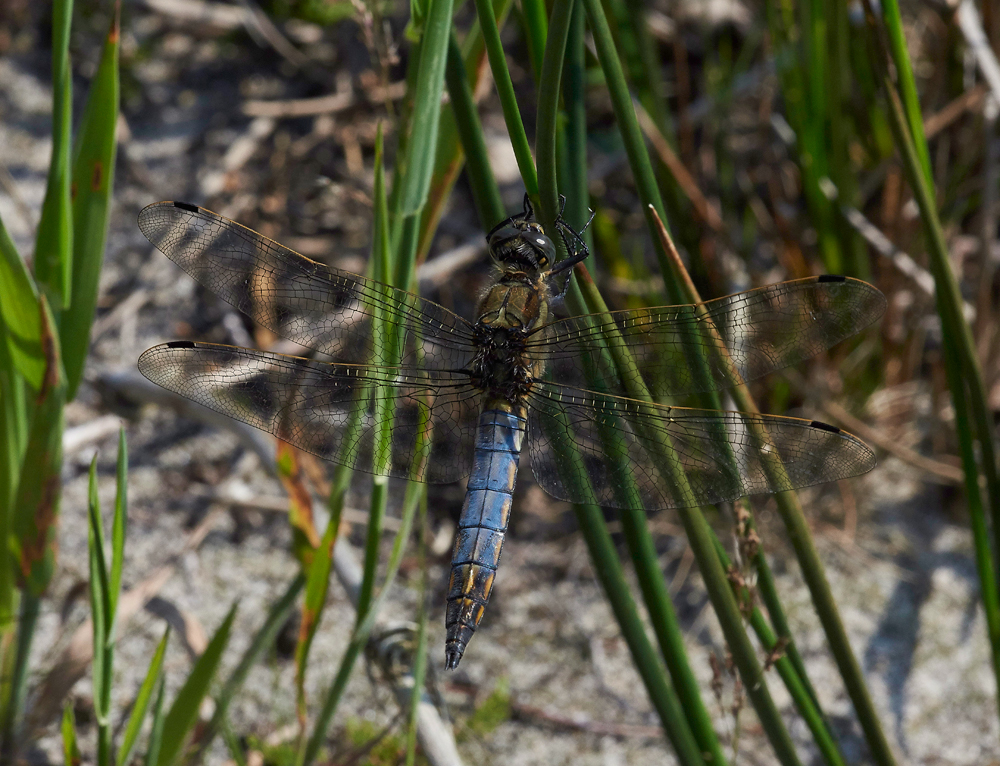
[143,678,167,766]
[0,217,44,389]
[62,5,120,399]
[195,575,305,761]
[116,628,170,766]
[61,701,81,766]
[472,0,539,195]
[110,428,127,620]
[11,296,65,596]
[295,519,337,728]
[155,605,238,766]
[87,455,113,764]
[395,0,455,216]
[34,0,74,307]
[417,0,512,260]
[443,29,505,233]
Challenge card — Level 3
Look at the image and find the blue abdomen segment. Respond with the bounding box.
[445,406,527,670]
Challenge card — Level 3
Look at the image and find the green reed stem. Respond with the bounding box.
[445,31,505,233]
[882,70,1000,735]
[575,1,803,761]
[709,536,846,766]
[555,10,729,763]
[472,0,539,196]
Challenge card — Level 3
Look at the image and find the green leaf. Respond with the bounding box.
[61,700,81,766]
[0,214,44,389]
[110,428,127,621]
[155,605,238,766]
[63,7,120,400]
[472,0,538,195]
[34,0,74,307]
[143,678,167,766]
[396,0,455,215]
[87,455,111,718]
[117,628,169,766]
[10,295,65,596]
[194,575,304,760]
[295,519,336,724]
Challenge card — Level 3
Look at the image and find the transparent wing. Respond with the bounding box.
[138,341,482,483]
[529,276,885,398]
[138,202,477,369]
[526,381,875,510]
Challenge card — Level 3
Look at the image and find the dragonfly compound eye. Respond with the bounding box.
[488,226,556,272]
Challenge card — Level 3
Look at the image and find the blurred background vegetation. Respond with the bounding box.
[1,0,1000,763]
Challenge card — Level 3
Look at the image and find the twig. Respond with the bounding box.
[243,81,406,119]
[820,400,964,485]
[818,176,976,322]
[511,702,663,739]
[924,83,988,138]
[634,99,725,232]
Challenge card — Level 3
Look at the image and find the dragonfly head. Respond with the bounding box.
[486,218,556,273]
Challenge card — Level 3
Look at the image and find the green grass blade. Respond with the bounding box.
[295,519,337,726]
[34,0,74,308]
[578,0,681,301]
[143,678,167,766]
[561,11,727,763]
[534,0,574,224]
[116,628,170,766]
[10,295,65,596]
[709,534,847,766]
[61,700,81,766]
[87,455,113,765]
[62,7,120,400]
[881,68,1000,745]
[444,29,505,232]
[416,0,512,260]
[195,575,305,761]
[877,0,931,180]
[220,719,248,766]
[155,605,238,766]
[472,0,539,195]
[551,434,707,765]
[395,0,455,216]
[0,216,44,389]
[404,496,429,766]
[110,428,127,621]
[519,0,547,80]
[539,2,800,760]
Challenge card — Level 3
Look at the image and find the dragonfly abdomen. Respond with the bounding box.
[445,403,528,670]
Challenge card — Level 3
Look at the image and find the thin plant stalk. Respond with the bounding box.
[557,7,730,763]
[565,0,805,760]
[472,0,539,196]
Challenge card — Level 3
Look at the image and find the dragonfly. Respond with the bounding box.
[136,197,885,669]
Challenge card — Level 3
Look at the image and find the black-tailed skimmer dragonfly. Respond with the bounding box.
[137,198,884,669]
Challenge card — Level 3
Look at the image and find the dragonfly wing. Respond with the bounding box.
[529,276,886,398]
[525,381,875,510]
[138,202,477,370]
[138,342,481,484]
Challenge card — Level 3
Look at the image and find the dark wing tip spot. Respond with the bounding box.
[173,201,200,213]
[166,340,197,349]
[809,420,841,434]
[817,274,847,283]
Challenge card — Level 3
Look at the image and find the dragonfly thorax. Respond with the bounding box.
[469,320,536,402]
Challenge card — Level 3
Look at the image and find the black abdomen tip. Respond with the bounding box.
[445,646,465,671]
[173,201,199,213]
